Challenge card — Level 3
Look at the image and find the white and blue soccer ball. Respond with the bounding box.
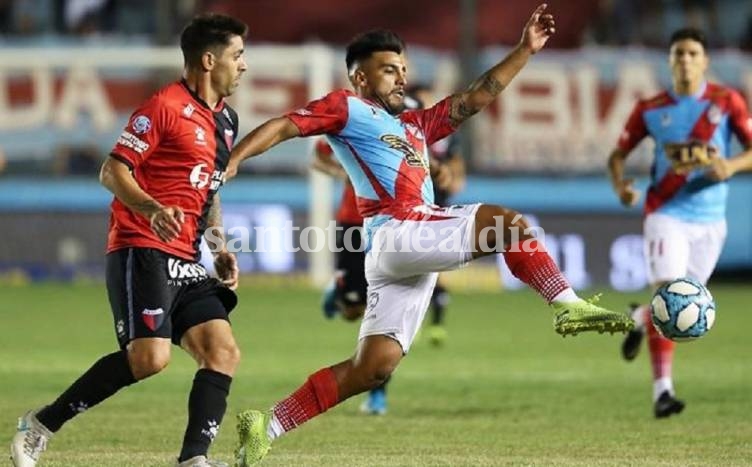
[651,277,716,341]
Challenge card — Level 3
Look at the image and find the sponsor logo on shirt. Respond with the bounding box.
[189,163,225,191]
[116,131,150,154]
[131,115,151,134]
[381,134,428,171]
[183,103,195,118]
[167,258,208,286]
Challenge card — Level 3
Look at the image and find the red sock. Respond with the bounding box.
[503,239,570,303]
[272,367,339,432]
[645,307,674,380]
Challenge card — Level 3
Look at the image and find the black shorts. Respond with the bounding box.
[336,224,367,307]
[105,247,238,348]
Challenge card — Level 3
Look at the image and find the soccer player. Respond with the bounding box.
[608,27,752,418]
[227,5,633,465]
[10,14,248,467]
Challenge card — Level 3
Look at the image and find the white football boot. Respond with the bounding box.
[10,411,52,467]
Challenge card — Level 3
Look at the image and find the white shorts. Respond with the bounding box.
[358,204,481,353]
[643,213,727,285]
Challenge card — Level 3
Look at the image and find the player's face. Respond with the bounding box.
[669,39,708,87]
[359,51,408,115]
[211,35,247,97]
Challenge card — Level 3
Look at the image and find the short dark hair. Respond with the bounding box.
[345,29,405,72]
[180,14,248,67]
[669,28,708,50]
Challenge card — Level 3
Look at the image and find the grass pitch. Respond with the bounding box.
[1,283,750,466]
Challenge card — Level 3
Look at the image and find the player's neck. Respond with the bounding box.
[672,79,704,97]
[182,73,222,110]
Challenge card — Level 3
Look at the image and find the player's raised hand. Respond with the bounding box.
[520,3,555,54]
[214,250,239,290]
[149,206,184,242]
[615,178,641,207]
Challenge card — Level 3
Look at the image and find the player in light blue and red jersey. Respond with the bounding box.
[227,6,634,464]
[608,27,752,418]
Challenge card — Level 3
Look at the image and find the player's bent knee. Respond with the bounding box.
[127,344,171,380]
[202,343,241,374]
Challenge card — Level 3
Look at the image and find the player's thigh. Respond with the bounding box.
[373,204,480,278]
[643,213,690,284]
[105,247,180,348]
[359,267,438,354]
[174,278,237,347]
[686,220,727,284]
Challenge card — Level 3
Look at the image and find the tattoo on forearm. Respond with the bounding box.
[449,95,477,126]
[207,196,222,228]
[480,74,504,96]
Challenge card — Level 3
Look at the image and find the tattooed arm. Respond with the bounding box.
[204,193,239,289]
[449,3,555,126]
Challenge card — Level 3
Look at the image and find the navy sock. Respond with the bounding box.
[178,369,232,462]
[37,350,136,432]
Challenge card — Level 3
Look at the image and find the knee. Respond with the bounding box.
[202,342,242,375]
[342,304,366,321]
[364,362,395,389]
[127,347,170,380]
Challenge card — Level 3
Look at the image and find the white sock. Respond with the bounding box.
[653,377,674,402]
[552,287,578,303]
[632,305,648,330]
[267,413,285,441]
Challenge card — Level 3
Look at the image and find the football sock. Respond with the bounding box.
[178,369,232,462]
[268,367,338,440]
[632,304,649,330]
[503,239,572,303]
[430,284,448,325]
[646,307,675,401]
[37,349,136,432]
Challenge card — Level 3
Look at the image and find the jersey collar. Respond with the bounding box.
[180,79,225,112]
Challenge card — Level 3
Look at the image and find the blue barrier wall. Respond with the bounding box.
[2,175,751,268]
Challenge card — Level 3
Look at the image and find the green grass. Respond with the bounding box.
[1,283,751,466]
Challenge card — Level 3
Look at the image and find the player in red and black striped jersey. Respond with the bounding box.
[11,14,248,467]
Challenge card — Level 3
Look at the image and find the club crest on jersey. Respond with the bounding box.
[404,123,424,140]
[224,128,234,149]
[707,104,722,125]
[381,134,428,171]
[141,308,165,331]
[195,125,207,145]
[182,103,195,118]
[131,115,151,134]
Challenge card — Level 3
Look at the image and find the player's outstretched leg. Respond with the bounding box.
[472,205,634,336]
[11,349,138,467]
[235,336,401,466]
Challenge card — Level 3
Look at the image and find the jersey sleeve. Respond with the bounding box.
[285,90,349,137]
[616,101,648,152]
[404,96,457,145]
[728,90,752,147]
[110,95,174,169]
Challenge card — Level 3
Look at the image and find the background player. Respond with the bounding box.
[226,5,633,465]
[608,27,752,418]
[10,14,247,467]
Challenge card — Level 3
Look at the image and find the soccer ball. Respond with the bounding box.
[651,277,716,341]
